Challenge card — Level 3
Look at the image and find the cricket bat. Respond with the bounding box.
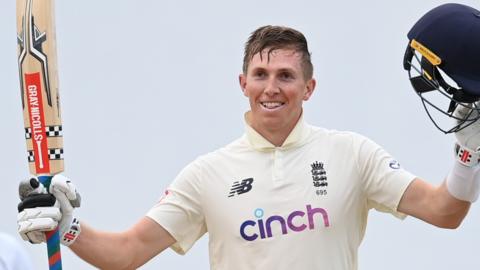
[16,0,64,269]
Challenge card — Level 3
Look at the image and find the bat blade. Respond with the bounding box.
[17,0,64,176]
[16,0,64,269]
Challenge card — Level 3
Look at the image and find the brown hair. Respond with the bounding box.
[242,25,313,79]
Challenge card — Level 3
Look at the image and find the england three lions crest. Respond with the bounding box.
[311,161,328,196]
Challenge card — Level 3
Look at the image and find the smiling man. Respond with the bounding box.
[17,23,480,270]
[239,43,315,146]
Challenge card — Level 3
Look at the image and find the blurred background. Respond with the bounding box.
[1,0,479,269]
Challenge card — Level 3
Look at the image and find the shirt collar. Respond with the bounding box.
[244,111,310,151]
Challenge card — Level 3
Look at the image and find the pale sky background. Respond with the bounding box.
[1,0,480,269]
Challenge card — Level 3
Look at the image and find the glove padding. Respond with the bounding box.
[454,102,480,150]
[17,175,81,246]
[446,103,480,202]
[454,102,480,167]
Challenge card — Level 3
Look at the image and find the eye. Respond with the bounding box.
[253,70,267,79]
[279,72,294,81]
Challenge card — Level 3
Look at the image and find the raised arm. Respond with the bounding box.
[17,175,175,270]
[70,217,175,269]
[398,103,480,228]
[398,178,470,228]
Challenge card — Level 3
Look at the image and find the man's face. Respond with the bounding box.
[239,48,316,135]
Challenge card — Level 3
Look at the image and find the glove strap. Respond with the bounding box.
[454,143,480,167]
[61,217,81,246]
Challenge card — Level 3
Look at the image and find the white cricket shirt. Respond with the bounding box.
[0,233,33,270]
[147,114,416,270]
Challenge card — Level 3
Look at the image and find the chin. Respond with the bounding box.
[260,118,288,131]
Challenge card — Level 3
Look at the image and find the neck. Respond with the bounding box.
[256,128,292,147]
[249,113,301,147]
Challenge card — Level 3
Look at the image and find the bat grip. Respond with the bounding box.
[38,175,63,270]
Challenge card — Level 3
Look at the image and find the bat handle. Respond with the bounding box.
[38,175,63,270]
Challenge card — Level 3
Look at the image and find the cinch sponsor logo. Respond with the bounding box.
[240,205,330,241]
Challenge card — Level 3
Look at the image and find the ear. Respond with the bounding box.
[239,74,248,97]
[303,78,316,101]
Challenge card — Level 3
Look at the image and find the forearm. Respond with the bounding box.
[399,178,471,229]
[68,217,174,269]
[69,222,137,270]
[430,181,471,228]
[16,176,173,268]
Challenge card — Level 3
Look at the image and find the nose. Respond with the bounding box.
[264,77,280,96]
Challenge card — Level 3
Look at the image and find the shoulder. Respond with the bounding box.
[306,125,384,161]
[194,136,249,164]
[178,136,248,176]
[307,124,371,146]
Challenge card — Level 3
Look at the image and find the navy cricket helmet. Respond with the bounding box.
[403,3,480,133]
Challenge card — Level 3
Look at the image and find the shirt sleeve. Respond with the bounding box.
[355,135,416,219]
[146,161,207,255]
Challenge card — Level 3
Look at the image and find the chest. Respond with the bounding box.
[201,146,366,242]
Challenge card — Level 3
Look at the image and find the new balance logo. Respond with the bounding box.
[228,178,254,197]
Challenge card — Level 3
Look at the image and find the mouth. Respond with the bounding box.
[260,101,285,110]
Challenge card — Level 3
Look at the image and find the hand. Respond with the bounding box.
[446,102,480,202]
[17,175,81,246]
[455,102,480,150]
[454,102,480,167]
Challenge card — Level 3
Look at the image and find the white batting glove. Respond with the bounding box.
[446,103,480,202]
[17,175,81,246]
[454,102,480,167]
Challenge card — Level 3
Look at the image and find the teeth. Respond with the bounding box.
[261,102,283,109]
